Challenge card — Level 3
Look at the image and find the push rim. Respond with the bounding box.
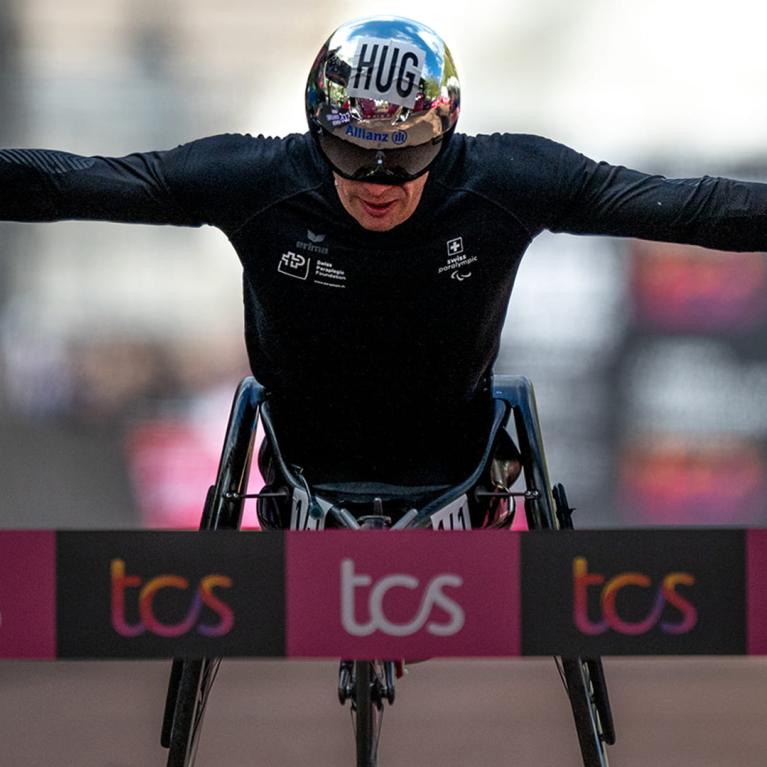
[353,660,385,767]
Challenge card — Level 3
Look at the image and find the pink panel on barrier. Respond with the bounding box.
[0,531,56,658]
[286,531,520,658]
[747,529,767,654]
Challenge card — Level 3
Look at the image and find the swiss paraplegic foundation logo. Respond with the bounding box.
[279,251,311,280]
[282,234,346,289]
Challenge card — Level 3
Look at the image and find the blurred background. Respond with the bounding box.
[3,5,767,767]
[2,0,767,529]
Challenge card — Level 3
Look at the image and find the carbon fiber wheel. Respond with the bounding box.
[163,658,221,767]
[561,657,612,767]
[353,661,385,767]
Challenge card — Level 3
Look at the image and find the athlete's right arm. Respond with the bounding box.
[0,147,200,225]
[0,134,291,229]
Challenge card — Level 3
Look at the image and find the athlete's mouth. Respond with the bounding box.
[360,199,397,217]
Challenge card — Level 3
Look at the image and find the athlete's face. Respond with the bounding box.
[333,173,428,232]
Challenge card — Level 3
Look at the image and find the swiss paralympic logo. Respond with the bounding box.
[110,559,234,638]
[573,556,698,636]
[340,558,464,637]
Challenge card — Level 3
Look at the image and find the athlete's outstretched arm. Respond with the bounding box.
[479,134,767,253]
[0,147,199,225]
[0,133,299,231]
[549,141,767,252]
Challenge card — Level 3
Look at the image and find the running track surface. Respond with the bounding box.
[1,658,765,765]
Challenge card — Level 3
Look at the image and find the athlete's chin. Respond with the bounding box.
[358,215,401,232]
[352,206,406,232]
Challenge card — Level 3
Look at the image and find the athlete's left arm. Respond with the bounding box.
[547,142,767,252]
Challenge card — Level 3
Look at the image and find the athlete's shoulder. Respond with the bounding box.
[433,132,591,231]
[160,132,325,229]
[440,132,575,184]
[166,132,322,188]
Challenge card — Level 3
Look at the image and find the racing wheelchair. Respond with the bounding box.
[159,375,616,767]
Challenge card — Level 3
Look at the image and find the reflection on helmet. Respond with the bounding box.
[306,16,461,182]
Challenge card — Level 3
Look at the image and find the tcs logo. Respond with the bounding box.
[573,557,697,636]
[110,559,234,638]
[341,559,464,637]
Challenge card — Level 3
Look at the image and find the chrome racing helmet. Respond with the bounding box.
[306,16,460,184]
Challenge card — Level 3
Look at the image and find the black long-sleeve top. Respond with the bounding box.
[2,132,766,483]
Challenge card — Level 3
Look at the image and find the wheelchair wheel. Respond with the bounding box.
[561,656,611,767]
[353,660,385,767]
[163,657,221,767]
[160,380,262,765]
[587,658,616,746]
[552,483,615,763]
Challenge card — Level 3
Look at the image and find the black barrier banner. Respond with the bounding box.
[521,530,746,655]
[56,531,285,658]
[2,529,766,658]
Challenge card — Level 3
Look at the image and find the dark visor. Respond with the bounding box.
[316,130,445,183]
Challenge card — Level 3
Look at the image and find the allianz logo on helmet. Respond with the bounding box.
[344,125,408,145]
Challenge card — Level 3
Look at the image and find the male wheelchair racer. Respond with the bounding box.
[160,375,615,767]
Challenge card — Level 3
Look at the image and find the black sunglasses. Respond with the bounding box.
[315,129,447,184]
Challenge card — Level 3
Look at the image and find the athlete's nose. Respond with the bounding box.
[359,182,395,198]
